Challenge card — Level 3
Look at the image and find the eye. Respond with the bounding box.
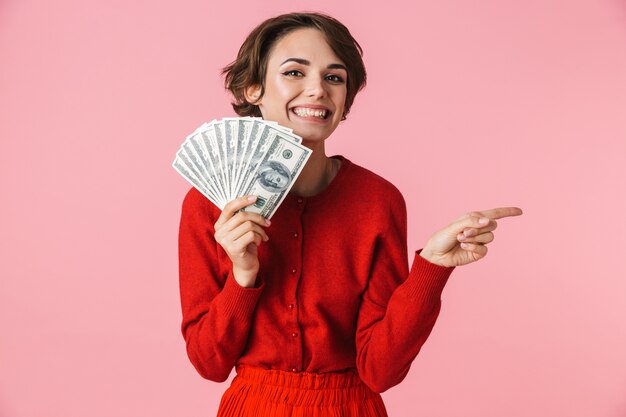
[325,74,345,83]
[282,70,303,77]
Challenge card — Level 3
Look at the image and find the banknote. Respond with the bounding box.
[172,153,215,204]
[196,124,227,205]
[239,131,311,218]
[173,117,311,219]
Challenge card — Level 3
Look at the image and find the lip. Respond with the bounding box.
[290,104,331,111]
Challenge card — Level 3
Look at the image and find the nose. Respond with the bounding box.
[304,75,327,99]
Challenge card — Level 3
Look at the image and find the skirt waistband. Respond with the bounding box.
[218,365,388,415]
[234,364,365,390]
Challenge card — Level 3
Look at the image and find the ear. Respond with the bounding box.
[244,84,262,105]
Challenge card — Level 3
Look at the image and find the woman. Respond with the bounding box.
[178,12,522,417]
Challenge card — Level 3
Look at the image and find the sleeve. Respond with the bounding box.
[355,188,455,393]
[178,188,265,382]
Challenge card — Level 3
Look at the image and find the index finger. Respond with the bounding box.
[216,195,259,225]
[476,207,523,220]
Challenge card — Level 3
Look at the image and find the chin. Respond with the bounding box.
[297,124,341,142]
[296,129,334,144]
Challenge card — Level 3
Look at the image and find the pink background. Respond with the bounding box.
[1,0,625,416]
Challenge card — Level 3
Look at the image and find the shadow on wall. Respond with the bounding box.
[618,0,626,30]
[0,1,16,29]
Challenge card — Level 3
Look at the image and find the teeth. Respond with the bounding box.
[293,107,327,119]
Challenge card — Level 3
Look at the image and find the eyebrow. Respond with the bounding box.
[280,58,347,71]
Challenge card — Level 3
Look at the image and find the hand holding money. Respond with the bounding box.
[213,195,271,288]
[173,117,313,286]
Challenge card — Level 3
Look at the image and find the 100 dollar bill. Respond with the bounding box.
[240,132,311,219]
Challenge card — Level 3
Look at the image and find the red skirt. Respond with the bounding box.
[216,365,388,417]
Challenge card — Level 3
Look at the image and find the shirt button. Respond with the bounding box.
[291,268,297,274]
[293,232,299,238]
[291,367,298,373]
[297,198,303,204]
[291,332,298,338]
[288,304,295,310]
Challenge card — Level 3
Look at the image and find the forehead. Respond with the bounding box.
[267,27,344,66]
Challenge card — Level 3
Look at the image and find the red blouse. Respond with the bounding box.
[178,156,455,393]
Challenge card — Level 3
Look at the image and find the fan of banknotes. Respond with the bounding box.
[172,117,312,219]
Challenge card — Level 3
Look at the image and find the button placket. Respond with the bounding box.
[286,200,304,374]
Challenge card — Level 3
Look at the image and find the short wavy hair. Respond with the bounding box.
[222,12,367,120]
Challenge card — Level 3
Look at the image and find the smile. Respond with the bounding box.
[292,107,329,119]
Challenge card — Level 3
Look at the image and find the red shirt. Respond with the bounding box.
[178,156,455,393]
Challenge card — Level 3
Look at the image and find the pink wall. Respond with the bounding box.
[1,0,625,416]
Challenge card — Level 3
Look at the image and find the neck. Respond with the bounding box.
[289,142,338,197]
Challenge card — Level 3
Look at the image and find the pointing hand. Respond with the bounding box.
[420,207,523,267]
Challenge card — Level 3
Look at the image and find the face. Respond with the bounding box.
[264,170,288,188]
[246,28,348,147]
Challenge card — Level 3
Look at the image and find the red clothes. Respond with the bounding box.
[217,365,388,416]
[178,155,455,394]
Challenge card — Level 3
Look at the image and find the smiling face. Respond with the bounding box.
[246,28,348,147]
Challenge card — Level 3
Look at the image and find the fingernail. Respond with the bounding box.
[479,217,489,225]
[458,234,466,241]
[461,242,469,249]
[247,195,257,201]
[265,218,271,226]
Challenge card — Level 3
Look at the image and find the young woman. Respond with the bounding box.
[178,12,522,417]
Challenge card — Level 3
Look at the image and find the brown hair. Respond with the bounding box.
[222,12,367,119]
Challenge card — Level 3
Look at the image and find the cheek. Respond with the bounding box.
[269,77,295,97]
[334,88,348,109]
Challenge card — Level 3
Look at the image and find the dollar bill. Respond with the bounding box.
[240,132,311,219]
[172,154,219,206]
[234,120,273,198]
[173,117,311,217]
[223,118,239,198]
